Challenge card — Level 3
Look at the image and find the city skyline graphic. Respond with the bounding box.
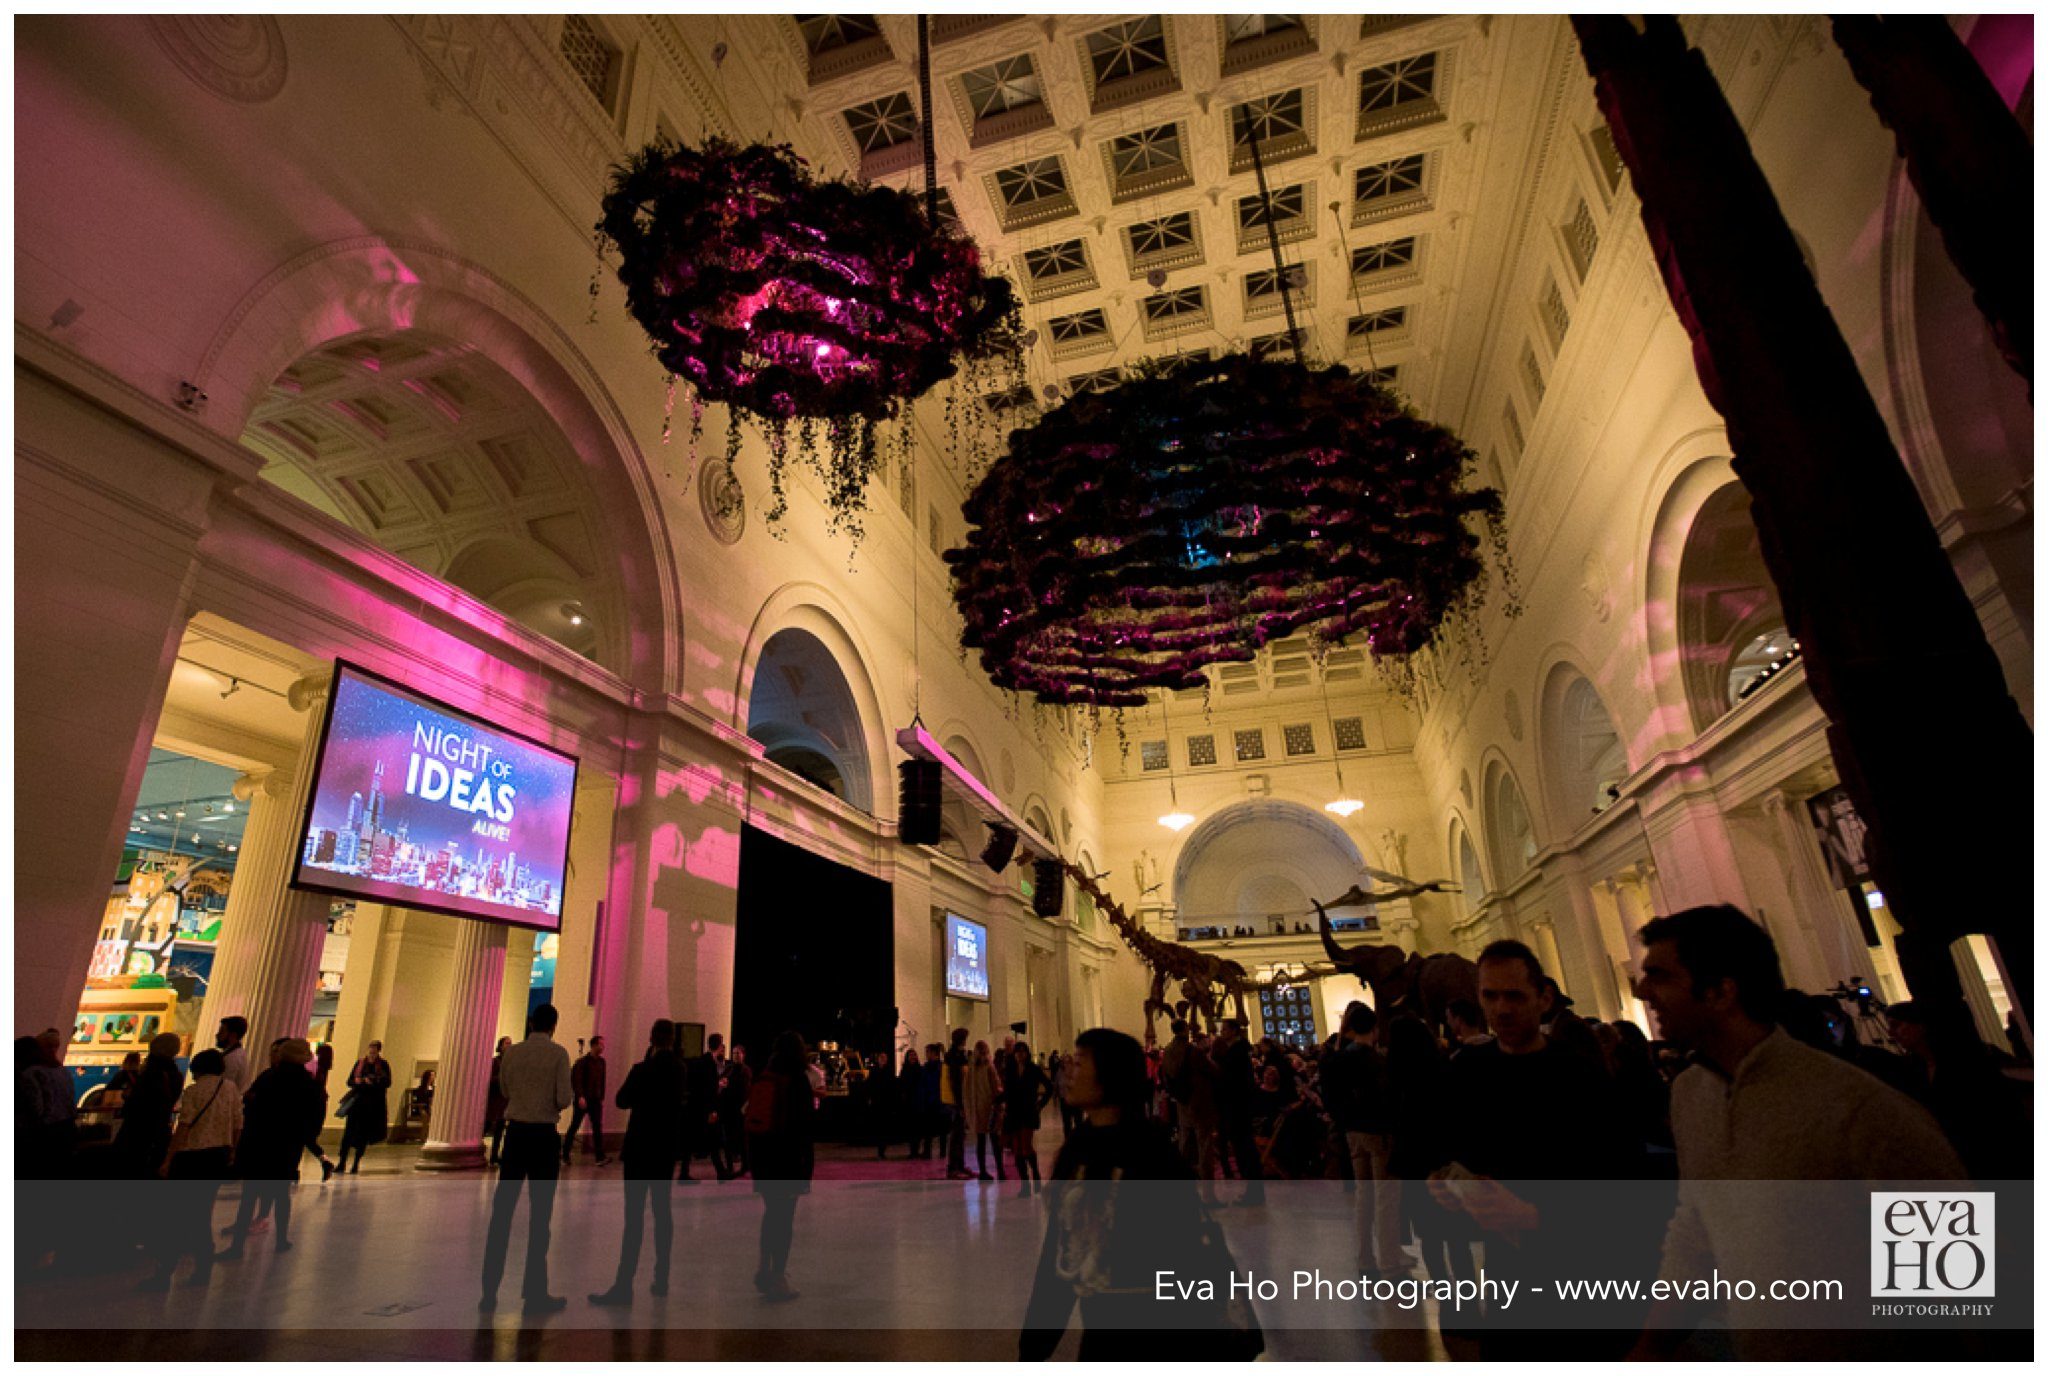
[296,669,576,930]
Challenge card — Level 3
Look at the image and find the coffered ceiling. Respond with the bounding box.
[756,14,1508,425]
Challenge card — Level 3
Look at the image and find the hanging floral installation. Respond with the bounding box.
[596,137,1024,537]
[946,353,1511,707]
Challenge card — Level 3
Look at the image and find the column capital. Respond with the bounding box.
[232,766,291,802]
[287,668,334,714]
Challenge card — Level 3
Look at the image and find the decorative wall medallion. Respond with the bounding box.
[1580,551,1613,622]
[998,748,1015,793]
[698,456,746,544]
[1505,688,1525,742]
[149,16,288,104]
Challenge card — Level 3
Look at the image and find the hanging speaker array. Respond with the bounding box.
[897,759,942,846]
[1032,859,1065,918]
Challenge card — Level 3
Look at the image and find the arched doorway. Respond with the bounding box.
[745,628,876,812]
[1484,763,1539,887]
[240,327,646,680]
[1675,483,1791,734]
[1539,665,1630,834]
[1172,800,1370,938]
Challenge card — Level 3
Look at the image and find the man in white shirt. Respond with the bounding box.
[1631,905,1966,1360]
[480,1002,575,1314]
[216,1015,253,1094]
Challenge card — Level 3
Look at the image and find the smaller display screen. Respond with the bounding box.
[945,914,989,1002]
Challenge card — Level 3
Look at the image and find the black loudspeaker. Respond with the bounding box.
[1032,858,1065,918]
[980,824,1019,873]
[898,759,942,845]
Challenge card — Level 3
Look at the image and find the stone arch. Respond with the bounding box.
[1020,794,1057,848]
[1672,483,1789,734]
[736,588,892,816]
[1481,756,1539,888]
[1536,656,1630,839]
[1642,448,1751,744]
[1447,814,1487,917]
[1879,160,2033,520]
[1171,799,1369,935]
[935,727,993,858]
[194,236,681,695]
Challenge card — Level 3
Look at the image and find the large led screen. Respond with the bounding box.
[291,662,578,931]
[944,914,989,1002]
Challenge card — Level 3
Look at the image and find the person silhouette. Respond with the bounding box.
[480,1003,573,1314]
[589,1020,686,1306]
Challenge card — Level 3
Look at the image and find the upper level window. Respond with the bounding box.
[1348,306,1407,336]
[1142,286,1209,340]
[1046,308,1110,358]
[1230,87,1313,171]
[1221,14,1313,74]
[990,155,1076,228]
[1356,51,1444,141]
[960,53,1053,148]
[1226,15,1300,43]
[1565,198,1601,280]
[558,16,621,112]
[1589,124,1626,194]
[963,53,1042,118]
[796,15,889,83]
[842,93,917,154]
[1351,235,1417,277]
[1541,275,1571,348]
[1126,210,1201,275]
[1237,182,1306,232]
[1021,240,1094,301]
[1087,17,1169,84]
[797,15,880,56]
[1352,152,1430,224]
[1106,123,1192,201]
[1144,286,1205,322]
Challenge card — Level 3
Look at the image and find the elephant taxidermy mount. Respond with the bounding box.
[1314,891,1478,1036]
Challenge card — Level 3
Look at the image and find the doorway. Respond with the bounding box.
[731,825,894,1064]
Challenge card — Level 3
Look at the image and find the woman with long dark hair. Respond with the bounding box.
[337,1039,391,1174]
[1004,1041,1053,1197]
[962,1040,1002,1182]
[114,1032,185,1178]
[1020,1029,1261,1361]
[746,1031,816,1302]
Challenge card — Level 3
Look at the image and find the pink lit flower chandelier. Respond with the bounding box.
[597,137,1022,533]
[945,353,1508,707]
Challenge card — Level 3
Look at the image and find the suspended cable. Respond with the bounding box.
[1244,108,1304,361]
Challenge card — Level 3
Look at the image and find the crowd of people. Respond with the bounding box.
[859,1032,1061,1192]
[15,902,2031,1358]
[1179,920,1324,941]
[1024,904,2026,1360]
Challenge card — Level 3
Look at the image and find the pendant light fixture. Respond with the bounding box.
[1319,669,1364,818]
[1157,691,1196,833]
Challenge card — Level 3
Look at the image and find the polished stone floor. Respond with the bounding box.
[18,1140,1461,1361]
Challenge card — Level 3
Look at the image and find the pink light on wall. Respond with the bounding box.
[1967,14,2033,110]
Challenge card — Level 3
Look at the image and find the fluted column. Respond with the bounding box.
[195,671,332,1054]
[416,917,509,1171]
[1761,791,1864,988]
